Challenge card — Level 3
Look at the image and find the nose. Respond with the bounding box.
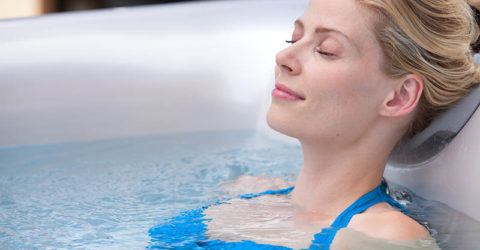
[275,45,302,76]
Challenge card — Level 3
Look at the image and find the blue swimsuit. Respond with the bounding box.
[148,179,409,249]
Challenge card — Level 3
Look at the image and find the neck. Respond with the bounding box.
[290,130,397,218]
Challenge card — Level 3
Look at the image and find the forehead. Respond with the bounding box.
[301,0,377,50]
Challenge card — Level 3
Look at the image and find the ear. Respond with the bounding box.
[380,74,423,118]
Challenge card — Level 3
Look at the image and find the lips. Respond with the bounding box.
[274,83,305,100]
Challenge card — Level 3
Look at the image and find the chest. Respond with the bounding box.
[203,195,333,249]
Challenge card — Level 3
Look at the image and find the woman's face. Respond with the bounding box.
[267,0,395,147]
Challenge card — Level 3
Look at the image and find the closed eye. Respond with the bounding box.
[285,40,336,57]
[315,48,335,57]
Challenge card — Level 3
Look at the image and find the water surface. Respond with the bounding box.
[0,129,477,249]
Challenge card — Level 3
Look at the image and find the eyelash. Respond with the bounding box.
[285,40,335,57]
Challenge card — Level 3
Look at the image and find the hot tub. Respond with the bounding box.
[1,0,479,248]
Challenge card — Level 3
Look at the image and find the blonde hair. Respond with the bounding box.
[357,0,480,139]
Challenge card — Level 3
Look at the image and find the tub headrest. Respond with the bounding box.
[388,83,480,167]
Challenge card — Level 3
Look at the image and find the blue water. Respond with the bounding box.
[0,129,479,249]
[0,130,302,249]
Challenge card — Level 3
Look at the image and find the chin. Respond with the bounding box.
[266,105,303,139]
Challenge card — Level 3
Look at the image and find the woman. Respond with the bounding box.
[150,0,479,248]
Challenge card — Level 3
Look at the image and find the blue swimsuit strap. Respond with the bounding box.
[309,180,408,249]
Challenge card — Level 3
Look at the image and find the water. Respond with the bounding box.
[0,129,301,249]
[0,129,478,249]
[387,182,480,249]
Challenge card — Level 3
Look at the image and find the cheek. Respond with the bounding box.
[339,60,384,104]
[307,65,370,104]
[305,63,382,122]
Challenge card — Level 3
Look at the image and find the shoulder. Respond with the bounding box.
[348,202,430,242]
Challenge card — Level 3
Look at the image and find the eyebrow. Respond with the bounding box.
[294,18,356,49]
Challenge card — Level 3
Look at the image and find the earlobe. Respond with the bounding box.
[380,75,423,118]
